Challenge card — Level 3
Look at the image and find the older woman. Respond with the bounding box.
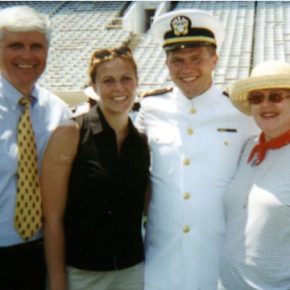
[218,61,290,289]
[41,44,150,290]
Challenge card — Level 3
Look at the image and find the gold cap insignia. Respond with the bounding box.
[171,15,190,36]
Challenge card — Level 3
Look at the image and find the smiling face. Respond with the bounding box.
[166,46,217,99]
[0,30,48,96]
[249,88,290,140]
[94,57,138,117]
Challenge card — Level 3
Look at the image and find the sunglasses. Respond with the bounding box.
[92,45,131,61]
[247,91,290,105]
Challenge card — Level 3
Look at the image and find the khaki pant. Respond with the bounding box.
[67,263,144,290]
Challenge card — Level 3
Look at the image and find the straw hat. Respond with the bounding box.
[229,61,290,115]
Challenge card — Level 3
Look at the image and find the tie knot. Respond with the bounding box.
[19,97,31,107]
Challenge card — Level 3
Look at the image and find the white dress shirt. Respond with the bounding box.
[0,75,72,246]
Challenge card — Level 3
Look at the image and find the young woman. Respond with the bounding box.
[218,61,290,289]
[41,44,150,290]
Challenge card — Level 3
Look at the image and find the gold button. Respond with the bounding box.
[187,127,194,135]
[183,225,190,233]
[183,158,190,166]
[183,192,191,200]
[224,141,229,146]
[190,107,196,114]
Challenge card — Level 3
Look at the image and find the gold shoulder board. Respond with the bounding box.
[140,87,173,98]
[222,88,229,97]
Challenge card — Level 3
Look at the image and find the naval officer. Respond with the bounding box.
[135,9,259,290]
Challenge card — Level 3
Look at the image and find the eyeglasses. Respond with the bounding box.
[247,90,290,105]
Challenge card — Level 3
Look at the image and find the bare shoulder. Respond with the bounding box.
[45,120,79,164]
[53,120,80,141]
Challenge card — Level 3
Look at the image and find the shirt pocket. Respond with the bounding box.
[200,131,244,182]
[147,128,177,175]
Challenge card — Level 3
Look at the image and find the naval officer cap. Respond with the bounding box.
[151,9,225,52]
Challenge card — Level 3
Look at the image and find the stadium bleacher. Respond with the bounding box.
[1,1,290,103]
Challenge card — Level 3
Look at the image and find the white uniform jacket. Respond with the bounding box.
[135,85,259,290]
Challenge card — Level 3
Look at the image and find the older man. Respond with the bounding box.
[135,9,259,290]
[0,6,71,290]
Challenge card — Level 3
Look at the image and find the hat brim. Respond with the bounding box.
[229,74,290,115]
[84,86,99,101]
[164,40,216,51]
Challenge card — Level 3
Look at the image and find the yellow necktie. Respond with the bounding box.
[14,97,42,241]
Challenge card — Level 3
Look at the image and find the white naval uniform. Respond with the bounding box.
[135,85,259,290]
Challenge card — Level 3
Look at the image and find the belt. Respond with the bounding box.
[0,239,43,253]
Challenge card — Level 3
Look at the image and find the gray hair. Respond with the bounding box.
[0,6,51,44]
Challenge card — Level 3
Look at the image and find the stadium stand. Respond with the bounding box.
[254,1,290,65]
[0,1,290,105]
[41,1,130,100]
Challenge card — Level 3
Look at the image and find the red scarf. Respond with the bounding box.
[248,130,290,165]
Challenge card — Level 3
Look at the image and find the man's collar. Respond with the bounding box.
[0,74,37,109]
[174,84,221,108]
